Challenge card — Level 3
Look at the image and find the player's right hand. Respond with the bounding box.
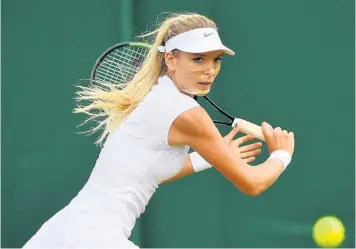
[261,122,295,156]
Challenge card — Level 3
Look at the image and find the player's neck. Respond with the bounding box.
[165,73,195,98]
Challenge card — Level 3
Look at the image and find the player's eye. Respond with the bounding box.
[193,57,203,63]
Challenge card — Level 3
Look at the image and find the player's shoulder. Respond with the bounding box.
[168,104,220,146]
[172,105,213,137]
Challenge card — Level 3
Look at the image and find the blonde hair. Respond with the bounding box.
[74,12,217,145]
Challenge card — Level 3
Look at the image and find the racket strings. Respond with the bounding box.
[95,46,148,88]
[98,53,135,84]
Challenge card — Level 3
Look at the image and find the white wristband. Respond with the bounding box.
[268,150,292,170]
[189,152,212,172]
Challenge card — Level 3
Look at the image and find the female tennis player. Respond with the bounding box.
[23,12,295,249]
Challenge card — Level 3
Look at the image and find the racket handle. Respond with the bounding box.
[232,118,266,142]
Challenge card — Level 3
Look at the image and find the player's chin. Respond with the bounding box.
[194,85,211,96]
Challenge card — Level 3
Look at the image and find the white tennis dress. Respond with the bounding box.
[23,75,200,249]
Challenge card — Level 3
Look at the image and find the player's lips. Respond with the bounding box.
[198,81,212,89]
[198,81,212,85]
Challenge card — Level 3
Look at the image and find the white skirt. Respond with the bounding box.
[22,207,139,249]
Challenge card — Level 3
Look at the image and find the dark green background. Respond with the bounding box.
[2,0,355,248]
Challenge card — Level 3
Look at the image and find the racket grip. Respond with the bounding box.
[232,118,266,142]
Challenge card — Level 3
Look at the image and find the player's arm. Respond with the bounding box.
[168,106,295,196]
[162,133,262,184]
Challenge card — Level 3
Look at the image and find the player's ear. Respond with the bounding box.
[164,51,177,72]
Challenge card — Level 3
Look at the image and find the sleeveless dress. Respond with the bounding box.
[23,75,200,249]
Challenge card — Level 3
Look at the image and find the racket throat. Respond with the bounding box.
[232,118,243,128]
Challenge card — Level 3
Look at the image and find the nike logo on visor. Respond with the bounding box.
[204,32,214,37]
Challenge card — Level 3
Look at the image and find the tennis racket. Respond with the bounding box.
[90,42,266,141]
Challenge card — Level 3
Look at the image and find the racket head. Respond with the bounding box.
[90,42,152,90]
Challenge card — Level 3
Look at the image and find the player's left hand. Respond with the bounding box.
[224,127,263,163]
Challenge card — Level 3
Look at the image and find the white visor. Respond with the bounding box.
[158,28,235,56]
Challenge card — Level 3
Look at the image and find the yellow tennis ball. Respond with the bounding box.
[313,216,345,248]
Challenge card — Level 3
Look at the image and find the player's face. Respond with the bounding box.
[165,50,223,96]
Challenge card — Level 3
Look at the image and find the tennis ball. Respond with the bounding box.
[313,216,345,248]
